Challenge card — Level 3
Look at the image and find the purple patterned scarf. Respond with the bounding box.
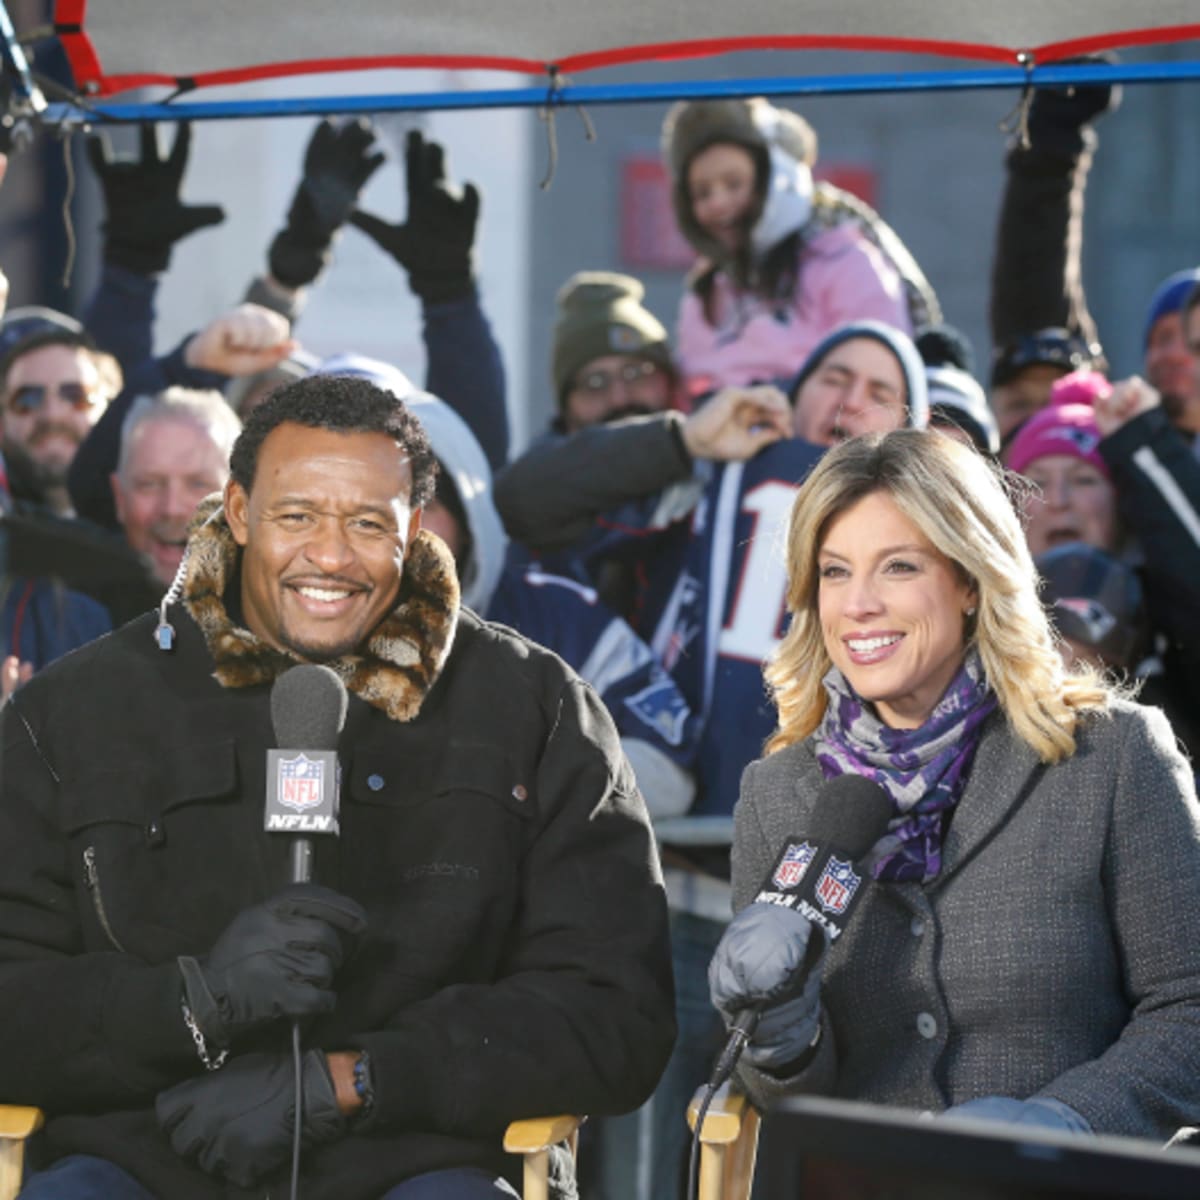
[813,649,997,882]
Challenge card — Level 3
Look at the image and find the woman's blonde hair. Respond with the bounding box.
[766,430,1113,762]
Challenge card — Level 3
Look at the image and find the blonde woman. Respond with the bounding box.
[708,429,1200,1140]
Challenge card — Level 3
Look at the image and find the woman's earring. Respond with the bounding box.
[965,606,977,617]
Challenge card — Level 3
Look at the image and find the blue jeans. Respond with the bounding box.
[17,1156,156,1200]
[18,1156,519,1199]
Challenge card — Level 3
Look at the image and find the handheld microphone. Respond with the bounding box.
[266,665,349,884]
[721,774,892,1062]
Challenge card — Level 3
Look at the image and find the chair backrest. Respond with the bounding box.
[0,1106,576,1200]
[0,1106,44,1200]
[687,1082,759,1200]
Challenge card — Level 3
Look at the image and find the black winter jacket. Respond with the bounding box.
[0,515,675,1200]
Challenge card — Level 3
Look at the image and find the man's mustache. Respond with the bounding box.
[28,420,84,448]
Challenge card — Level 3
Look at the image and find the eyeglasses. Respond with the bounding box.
[572,359,664,395]
[5,382,103,417]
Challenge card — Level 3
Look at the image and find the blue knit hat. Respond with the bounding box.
[1143,268,1200,347]
[788,320,929,429]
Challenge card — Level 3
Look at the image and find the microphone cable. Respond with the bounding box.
[289,1021,303,1200]
[686,1022,751,1200]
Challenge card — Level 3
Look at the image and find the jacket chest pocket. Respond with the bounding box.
[58,741,241,959]
[341,743,535,975]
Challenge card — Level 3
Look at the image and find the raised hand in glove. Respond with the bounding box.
[1027,54,1123,152]
[709,903,826,1074]
[178,883,367,1050]
[157,1050,344,1185]
[268,117,386,290]
[86,123,225,275]
[349,129,480,305]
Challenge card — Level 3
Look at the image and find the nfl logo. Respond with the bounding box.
[773,842,816,890]
[278,754,324,812]
[815,857,861,915]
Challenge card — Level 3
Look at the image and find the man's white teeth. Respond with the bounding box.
[298,586,352,602]
[848,634,901,653]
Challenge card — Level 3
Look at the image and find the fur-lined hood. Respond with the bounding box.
[661,96,818,272]
[162,495,460,724]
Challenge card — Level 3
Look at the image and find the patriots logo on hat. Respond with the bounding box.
[609,325,644,351]
[1055,597,1116,644]
[773,842,817,890]
[1053,427,1100,455]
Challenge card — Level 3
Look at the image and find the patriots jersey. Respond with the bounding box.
[486,564,701,771]
[599,438,826,817]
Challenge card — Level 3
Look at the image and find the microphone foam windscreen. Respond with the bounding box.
[270,664,349,750]
[806,774,893,858]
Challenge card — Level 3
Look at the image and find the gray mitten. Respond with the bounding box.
[709,903,826,1072]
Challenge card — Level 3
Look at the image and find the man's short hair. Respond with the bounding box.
[117,387,243,480]
[229,373,437,506]
[0,327,123,400]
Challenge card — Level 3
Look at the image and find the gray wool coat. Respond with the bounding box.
[730,699,1200,1141]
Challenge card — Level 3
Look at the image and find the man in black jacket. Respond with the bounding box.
[0,374,675,1200]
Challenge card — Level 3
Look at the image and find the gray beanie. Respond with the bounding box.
[789,320,929,430]
[550,271,674,405]
[926,364,999,455]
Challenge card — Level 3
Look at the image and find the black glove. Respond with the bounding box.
[349,129,480,305]
[157,1050,344,1186]
[268,117,386,289]
[708,904,825,1074]
[178,884,367,1049]
[86,123,225,275]
[1027,54,1122,151]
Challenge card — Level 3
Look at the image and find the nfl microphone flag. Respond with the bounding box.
[265,748,340,835]
[757,838,867,942]
[754,775,891,944]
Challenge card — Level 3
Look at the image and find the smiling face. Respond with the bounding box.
[793,337,908,446]
[1019,454,1117,557]
[817,490,975,729]
[111,416,230,585]
[224,423,422,662]
[2,343,107,481]
[686,142,759,251]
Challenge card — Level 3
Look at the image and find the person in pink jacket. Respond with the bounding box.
[663,96,940,393]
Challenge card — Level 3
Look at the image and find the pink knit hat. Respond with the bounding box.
[1006,394,1109,480]
[1047,368,1112,409]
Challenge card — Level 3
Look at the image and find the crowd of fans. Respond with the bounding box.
[1,67,1198,1199]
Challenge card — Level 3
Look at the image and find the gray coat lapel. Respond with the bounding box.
[934,711,1043,885]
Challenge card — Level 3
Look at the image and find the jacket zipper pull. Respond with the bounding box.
[82,846,127,953]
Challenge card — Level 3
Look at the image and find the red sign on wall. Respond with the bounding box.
[619,157,695,271]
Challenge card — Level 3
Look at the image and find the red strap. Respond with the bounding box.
[9,578,36,663]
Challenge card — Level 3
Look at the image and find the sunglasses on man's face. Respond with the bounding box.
[5,382,101,417]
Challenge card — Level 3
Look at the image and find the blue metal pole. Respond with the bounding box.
[38,58,1200,125]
